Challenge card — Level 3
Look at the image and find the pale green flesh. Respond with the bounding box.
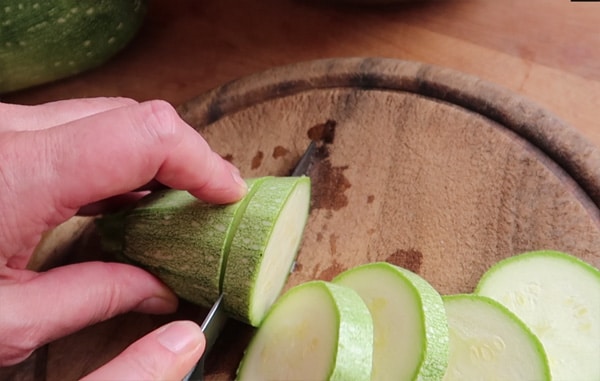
[237,281,373,381]
[333,262,448,381]
[223,176,311,326]
[442,294,550,381]
[476,250,600,380]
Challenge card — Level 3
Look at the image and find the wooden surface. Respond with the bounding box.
[7,56,600,379]
[2,1,600,380]
[2,0,600,149]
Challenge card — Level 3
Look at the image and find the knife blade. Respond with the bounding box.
[182,140,316,381]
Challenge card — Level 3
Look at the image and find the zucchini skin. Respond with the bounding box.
[0,0,147,93]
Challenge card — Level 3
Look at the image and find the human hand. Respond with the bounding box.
[0,97,247,379]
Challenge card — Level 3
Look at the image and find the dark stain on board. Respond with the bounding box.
[367,195,375,204]
[316,232,324,242]
[318,260,344,281]
[309,156,351,211]
[308,119,336,144]
[272,145,290,159]
[222,153,234,162]
[251,151,264,169]
[386,249,423,274]
[304,119,351,211]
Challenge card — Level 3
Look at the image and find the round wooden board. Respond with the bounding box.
[5,57,600,380]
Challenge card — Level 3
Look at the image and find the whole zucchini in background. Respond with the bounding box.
[0,0,147,94]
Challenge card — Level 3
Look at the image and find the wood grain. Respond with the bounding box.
[2,0,600,146]
[1,1,600,379]
[4,57,600,380]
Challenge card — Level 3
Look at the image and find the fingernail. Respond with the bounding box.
[136,295,178,314]
[231,169,248,196]
[157,321,203,354]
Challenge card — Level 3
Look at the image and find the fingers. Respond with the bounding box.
[44,99,247,207]
[0,99,246,260]
[0,97,138,131]
[0,262,178,366]
[81,321,205,381]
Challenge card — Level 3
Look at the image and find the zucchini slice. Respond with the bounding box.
[333,262,449,381]
[237,280,374,381]
[442,294,550,381]
[476,250,600,380]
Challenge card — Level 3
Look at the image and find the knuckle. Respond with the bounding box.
[106,96,138,106]
[137,100,183,147]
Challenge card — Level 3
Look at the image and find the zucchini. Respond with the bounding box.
[332,262,449,381]
[96,176,311,326]
[222,176,311,326]
[237,280,374,381]
[475,250,600,380]
[98,178,268,307]
[0,0,147,93]
[442,294,550,381]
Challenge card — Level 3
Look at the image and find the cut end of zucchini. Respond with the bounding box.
[442,294,551,381]
[237,280,374,381]
[249,179,311,322]
[333,262,449,381]
[223,176,311,326]
[475,250,600,380]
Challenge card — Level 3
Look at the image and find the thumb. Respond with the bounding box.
[81,320,205,381]
[0,262,178,366]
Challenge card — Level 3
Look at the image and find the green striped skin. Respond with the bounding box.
[0,0,147,93]
[237,281,374,381]
[115,178,267,308]
[222,176,311,326]
[333,262,449,381]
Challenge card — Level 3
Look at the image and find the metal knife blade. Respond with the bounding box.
[182,140,316,381]
[290,140,316,177]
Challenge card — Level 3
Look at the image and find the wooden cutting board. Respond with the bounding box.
[4,58,600,380]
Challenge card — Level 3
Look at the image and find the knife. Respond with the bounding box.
[182,140,316,381]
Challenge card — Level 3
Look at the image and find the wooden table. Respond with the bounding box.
[2,0,600,379]
[3,0,600,147]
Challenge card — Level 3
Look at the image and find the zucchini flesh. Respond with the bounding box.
[442,294,550,381]
[333,262,449,381]
[237,280,374,381]
[475,250,600,380]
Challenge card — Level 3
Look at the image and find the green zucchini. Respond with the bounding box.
[222,176,311,326]
[475,250,600,380]
[332,262,449,381]
[442,294,550,381]
[237,280,374,381]
[0,0,147,93]
[98,178,268,307]
[96,176,311,326]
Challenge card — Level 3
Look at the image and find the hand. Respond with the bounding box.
[0,98,247,379]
